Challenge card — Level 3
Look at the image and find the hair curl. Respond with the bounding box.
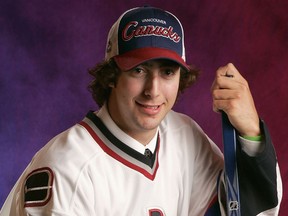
[88,59,200,107]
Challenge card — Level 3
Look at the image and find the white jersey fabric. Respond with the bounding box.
[1,105,224,215]
[0,105,282,215]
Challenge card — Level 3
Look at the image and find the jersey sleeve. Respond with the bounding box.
[236,119,283,215]
[211,120,282,216]
[216,119,283,215]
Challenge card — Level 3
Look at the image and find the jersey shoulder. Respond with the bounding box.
[161,110,223,158]
[161,110,204,134]
[4,122,104,214]
[30,123,104,170]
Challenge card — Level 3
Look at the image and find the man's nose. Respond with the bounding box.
[144,73,160,98]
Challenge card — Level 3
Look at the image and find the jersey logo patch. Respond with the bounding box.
[24,167,54,207]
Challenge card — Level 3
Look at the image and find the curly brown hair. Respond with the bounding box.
[88,59,200,107]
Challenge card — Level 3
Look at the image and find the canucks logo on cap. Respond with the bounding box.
[105,6,189,71]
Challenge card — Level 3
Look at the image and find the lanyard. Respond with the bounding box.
[222,112,241,216]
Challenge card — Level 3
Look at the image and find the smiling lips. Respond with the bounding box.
[136,102,161,115]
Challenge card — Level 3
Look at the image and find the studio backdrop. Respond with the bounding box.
[0,0,287,214]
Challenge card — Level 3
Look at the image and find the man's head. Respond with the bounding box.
[89,6,199,107]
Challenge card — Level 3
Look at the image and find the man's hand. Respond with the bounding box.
[211,63,260,137]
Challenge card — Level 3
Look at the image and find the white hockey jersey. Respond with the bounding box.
[0,105,282,215]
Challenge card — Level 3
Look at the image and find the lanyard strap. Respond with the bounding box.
[222,112,241,216]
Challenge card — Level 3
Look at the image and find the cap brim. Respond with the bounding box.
[113,47,190,71]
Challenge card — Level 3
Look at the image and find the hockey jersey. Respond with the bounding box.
[0,106,282,215]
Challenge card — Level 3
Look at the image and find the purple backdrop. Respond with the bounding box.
[1,0,287,214]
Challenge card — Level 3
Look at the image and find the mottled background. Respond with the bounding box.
[0,0,287,214]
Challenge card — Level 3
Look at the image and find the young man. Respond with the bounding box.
[0,6,282,216]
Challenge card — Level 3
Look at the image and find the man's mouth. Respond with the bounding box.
[136,102,161,114]
[142,105,160,109]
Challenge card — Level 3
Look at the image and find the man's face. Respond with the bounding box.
[108,59,181,144]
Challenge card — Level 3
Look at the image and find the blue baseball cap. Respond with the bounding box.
[105,6,190,71]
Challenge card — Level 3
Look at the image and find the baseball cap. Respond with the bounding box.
[105,6,190,71]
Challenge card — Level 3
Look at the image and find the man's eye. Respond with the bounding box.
[129,67,146,77]
[162,68,176,76]
[134,67,144,73]
[164,69,174,75]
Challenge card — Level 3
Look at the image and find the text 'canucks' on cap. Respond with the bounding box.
[105,6,190,71]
